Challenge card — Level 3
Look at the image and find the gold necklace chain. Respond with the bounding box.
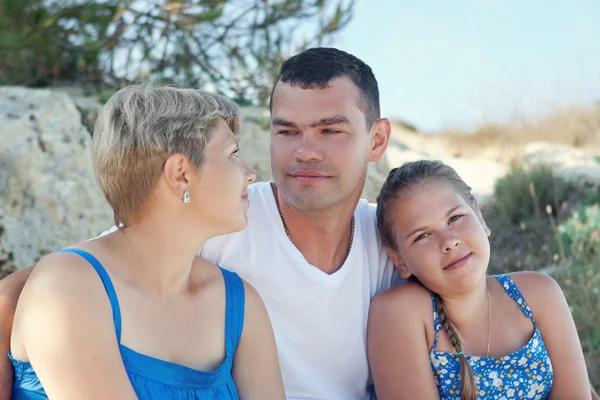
[455,289,492,357]
[276,200,355,256]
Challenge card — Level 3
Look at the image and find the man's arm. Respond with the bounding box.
[0,265,36,397]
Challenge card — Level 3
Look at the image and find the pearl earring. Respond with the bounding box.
[182,190,191,204]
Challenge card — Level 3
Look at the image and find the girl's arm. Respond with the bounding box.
[512,272,592,400]
[11,252,138,400]
[367,283,440,400]
[232,281,285,400]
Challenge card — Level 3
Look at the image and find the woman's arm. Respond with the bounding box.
[0,265,36,398]
[232,281,285,399]
[511,272,592,400]
[367,283,440,400]
[12,252,138,400]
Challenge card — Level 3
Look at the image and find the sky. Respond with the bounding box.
[332,0,600,132]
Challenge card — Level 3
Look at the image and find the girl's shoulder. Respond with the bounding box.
[370,281,434,325]
[503,271,562,298]
[500,271,565,321]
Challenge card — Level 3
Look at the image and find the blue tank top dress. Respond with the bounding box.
[9,248,245,399]
[429,274,554,399]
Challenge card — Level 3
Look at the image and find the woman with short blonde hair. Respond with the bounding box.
[9,84,285,399]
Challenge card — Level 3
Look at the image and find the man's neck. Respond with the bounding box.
[272,183,358,275]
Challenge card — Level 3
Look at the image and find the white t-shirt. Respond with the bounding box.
[200,182,399,400]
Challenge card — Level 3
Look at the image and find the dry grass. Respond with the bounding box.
[391,104,600,164]
[442,106,600,163]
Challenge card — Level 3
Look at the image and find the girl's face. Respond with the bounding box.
[386,179,491,297]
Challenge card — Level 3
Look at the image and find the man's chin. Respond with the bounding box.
[285,192,340,212]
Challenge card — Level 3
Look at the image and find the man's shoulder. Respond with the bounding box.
[354,199,379,244]
[356,199,377,216]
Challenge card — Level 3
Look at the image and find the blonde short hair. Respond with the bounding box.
[91,83,242,226]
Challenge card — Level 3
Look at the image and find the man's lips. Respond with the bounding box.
[289,170,330,178]
[444,252,473,270]
[288,170,331,183]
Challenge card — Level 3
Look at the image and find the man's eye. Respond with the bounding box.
[449,214,463,223]
[323,129,341,134]
[278,130,296,136]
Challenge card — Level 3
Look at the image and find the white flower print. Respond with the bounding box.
[429,275,553,399]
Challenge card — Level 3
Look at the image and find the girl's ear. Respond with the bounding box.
[386,248,413,279]
[473,203,491,237]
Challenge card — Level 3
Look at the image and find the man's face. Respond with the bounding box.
[270,76,379,212]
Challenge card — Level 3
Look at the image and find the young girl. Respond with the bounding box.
[367,160,593,399]
[8,85,285,399]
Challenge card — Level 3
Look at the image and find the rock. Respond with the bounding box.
[69,93,104,135]
[524,142,600,184]
[237,108,274,183]
[0,86,113,273]
[385,138,508,205]
[443,157,509,205]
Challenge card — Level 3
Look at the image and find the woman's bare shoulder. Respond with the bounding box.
[11,248,118,358]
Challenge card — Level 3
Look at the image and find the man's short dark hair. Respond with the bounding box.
[270,47,380,129]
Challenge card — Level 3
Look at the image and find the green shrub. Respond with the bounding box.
[98,89,115,105]
[581,183,600,208]
[492,164,572,224]
[553,204,600,391]
[0,0,118,86]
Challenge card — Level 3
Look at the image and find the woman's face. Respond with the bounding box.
[187,118,256,236]
[385,179,491,296]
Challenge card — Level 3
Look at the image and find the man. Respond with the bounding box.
[0,47,398,399]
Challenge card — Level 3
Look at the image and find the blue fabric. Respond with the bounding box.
[10,248,245,399]
[429,274,553,399]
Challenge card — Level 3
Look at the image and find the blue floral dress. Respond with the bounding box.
[429,275,553,399]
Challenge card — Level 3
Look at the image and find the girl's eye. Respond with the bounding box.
[232,149,240,156]
[414,233,429,242]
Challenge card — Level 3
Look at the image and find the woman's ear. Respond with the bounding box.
[163,153,191,198]
[386,248,412,279]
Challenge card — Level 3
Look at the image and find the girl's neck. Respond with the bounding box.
[439,277,491,331]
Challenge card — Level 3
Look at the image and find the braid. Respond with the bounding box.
[434,293,478,400]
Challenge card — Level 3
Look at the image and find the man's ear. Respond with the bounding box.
[368,118,391,163]
[386,247,412,279]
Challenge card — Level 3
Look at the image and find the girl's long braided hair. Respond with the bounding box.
[376,160,479,400]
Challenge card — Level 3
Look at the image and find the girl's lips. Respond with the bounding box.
[444,253,473,270]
